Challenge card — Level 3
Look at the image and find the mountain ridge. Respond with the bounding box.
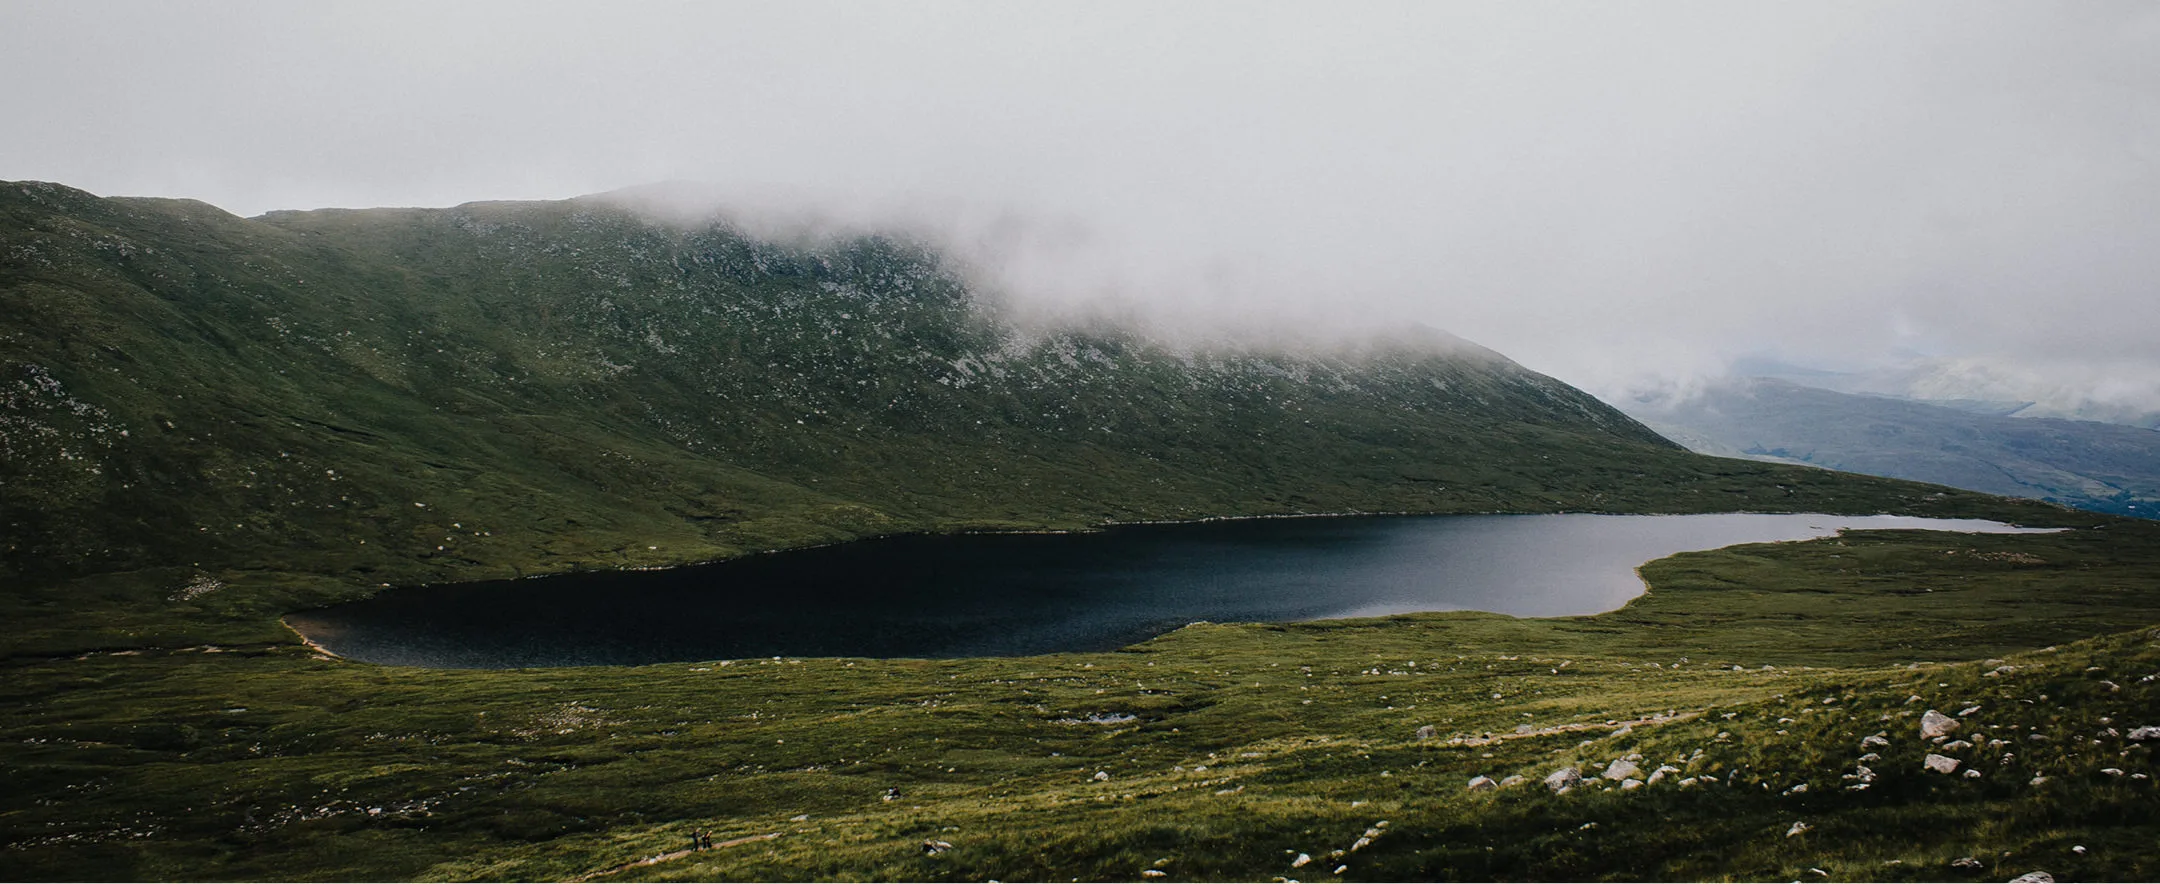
[0,180,1999,603]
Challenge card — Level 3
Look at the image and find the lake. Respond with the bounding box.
[285,513,2053,668]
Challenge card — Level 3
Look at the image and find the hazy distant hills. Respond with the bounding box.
[2,180,1985,589]
[1629,377,2160,518]
[1729,355,2160,429]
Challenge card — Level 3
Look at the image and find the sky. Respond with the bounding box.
[5,1,2157,408]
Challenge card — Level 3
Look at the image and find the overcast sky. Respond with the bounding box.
[6,1,2156,405]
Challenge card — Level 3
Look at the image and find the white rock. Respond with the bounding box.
[2127,726,2160,742]
[2007,872,2055,883]
[1860,734,1891,749]
[2101,768,2125,777]
[1544,767,1582,792]
[2030,776,2051,786]
[1621,778,1644,791]
[1964,769,1982,779]
[1093,770,1111,782]
[1921,710,1961,739]
[1467,775,1497,792]
[1291,853,1311,868]
[1603,759,1642,781]
[1142,871,1167,878]
[1416,725,1438,740]
[1943,740,1974,751]
[1924,754,1961,774]
[1499,775,1526,788]
[1786,821,1811,837]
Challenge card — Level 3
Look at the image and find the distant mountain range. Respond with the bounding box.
[1627,377,2160,518]
[1729,355,2160,429]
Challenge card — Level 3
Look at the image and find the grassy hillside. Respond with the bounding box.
[1,180,2020,647]
[1629,378,2160,519]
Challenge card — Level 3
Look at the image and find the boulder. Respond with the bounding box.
[1499,775,1527,788]
[1786,821,1811,837]
[1621,778,1644,791]
[1466,775,1497,792]
[1603,759,1642,781]
[1544,767,1582,792]
[2007,872,2055,883]
[1924,754,1961,774]
[2127,726,2160,742]
[1416,725,1438,740]
[1921,710,1960,739]
[1291,853,1311,868]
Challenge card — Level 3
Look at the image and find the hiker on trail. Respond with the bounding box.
[691,832,701,852]
[700,831,713,850]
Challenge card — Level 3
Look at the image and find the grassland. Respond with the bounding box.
[6,518,2158,881]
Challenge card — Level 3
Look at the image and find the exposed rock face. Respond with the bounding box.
[1544,767,1582,792]
[1924,753,1961,774]
[1922,710,1961,739]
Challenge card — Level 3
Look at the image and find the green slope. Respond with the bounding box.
[2,180,2005,629]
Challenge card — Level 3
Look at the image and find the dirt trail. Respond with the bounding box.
[571,832,781,882]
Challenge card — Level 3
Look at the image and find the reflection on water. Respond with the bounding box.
[286,513,2055,668]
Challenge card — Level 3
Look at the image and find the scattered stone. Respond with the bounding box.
[1544,767,1582,793]
[1924,754,1961,774]
[1499,775,1526,788]
[1784,783,1808,795]
[2101,768,2125,777]
[1677,777,1698,787]
[921,840,953,855]
[1094,771,1111,782]
[1621,778,1644,791]
[1467,776,1497,792]
[789,814,810,822]
[2007,872,2054,884]
[1922,710,1961,739]
[1603,759,1642,781]
[1416,725,1438,740]
[2126,726,2160,742]
[1291,853,1311,868]
[1860,752,1882,762]
[1861,734,1891,750]
[1943,740,1974,751]
[1958,705,1982,716]
[1514,723,1535,735]
[1143,871,1167,878]
[1786,822,1811,837]
[2071,846,2087,855]
[1951,857,1983,869]
[2099,680,2121,693]
[2030,776,2051,786]
[1964,769,1983,779]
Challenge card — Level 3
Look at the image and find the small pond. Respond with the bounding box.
[285,513,2053,668]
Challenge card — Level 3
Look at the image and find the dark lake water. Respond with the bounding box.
[286,513,2051,668]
